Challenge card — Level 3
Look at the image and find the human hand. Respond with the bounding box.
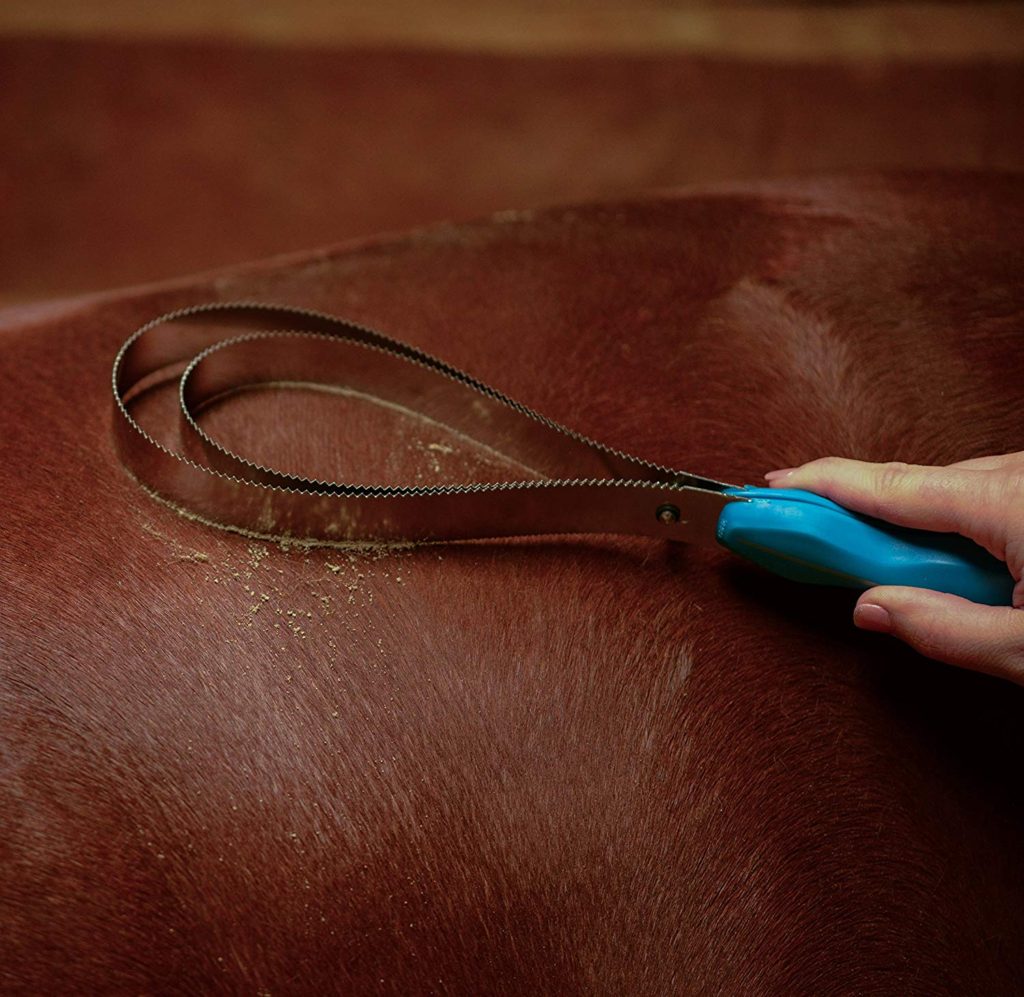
[763,454,1024,683]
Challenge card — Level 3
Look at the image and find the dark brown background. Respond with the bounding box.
[1,1,1022,303]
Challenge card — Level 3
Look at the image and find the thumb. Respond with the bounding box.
[854,586,1024,683]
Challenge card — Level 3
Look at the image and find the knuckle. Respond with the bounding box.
[971,471,1024,540]
[997,470,1024,505]
[1008,612,1024,655]
[877,461,911,496]
[872,461,912,514]
[995,627,1024,684]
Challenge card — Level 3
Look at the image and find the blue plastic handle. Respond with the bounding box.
[716,487,1015,606]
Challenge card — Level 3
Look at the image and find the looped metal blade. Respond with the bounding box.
[112,302,735,544]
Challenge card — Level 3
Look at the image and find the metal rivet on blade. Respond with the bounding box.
[656,504,680,525]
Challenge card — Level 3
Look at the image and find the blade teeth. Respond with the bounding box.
[113,301,699,533]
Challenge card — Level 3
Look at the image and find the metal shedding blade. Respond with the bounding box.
[112,302,737,545]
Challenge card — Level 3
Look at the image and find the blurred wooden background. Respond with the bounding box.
[1,2,1021,302]
[4,2,1023,59]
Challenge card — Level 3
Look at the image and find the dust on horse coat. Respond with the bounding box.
[3,173,1024,994]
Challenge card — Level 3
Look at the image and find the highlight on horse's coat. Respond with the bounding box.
[3,174,1024,994]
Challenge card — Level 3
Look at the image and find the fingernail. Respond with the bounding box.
[764,468,797,482]
[854,603,893,633]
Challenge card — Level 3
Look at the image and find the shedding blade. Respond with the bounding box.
[113,301,737,546]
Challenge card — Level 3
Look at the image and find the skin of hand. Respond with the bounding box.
[763,454,1024,684]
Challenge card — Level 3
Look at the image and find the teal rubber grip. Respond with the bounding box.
[717,487,1015,606]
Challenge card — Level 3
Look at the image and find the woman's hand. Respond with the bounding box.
[764,454,1024,683]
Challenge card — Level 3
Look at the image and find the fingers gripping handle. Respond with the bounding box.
[717,487,1016,607]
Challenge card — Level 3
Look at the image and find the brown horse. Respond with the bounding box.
[3,172,1023,994]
